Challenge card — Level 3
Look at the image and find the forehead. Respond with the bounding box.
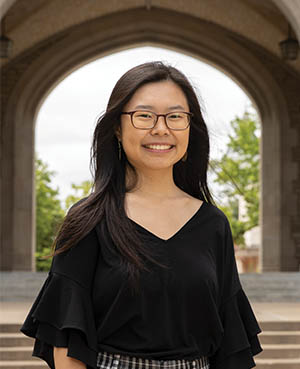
[125,80,189,110]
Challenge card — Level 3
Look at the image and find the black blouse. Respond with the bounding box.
[20,200,262,369]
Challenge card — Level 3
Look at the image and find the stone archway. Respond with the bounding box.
[1,7,300,271]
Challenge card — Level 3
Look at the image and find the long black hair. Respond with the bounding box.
[48,61,216,294]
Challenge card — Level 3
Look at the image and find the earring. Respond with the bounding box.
[182,151,188,162]
[118,140,122,160]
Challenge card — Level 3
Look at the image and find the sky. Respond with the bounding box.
[35,46,256,204]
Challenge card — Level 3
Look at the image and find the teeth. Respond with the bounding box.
[145,145,173,150]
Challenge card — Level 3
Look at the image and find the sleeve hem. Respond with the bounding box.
[20,272,99,369]
[210,288,263,368]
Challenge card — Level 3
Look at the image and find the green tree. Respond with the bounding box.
[210,110,260,248]
[35,154,65,271]
[64,180,92,211]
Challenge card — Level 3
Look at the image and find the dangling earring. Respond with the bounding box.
[118,140,122,160]
[182,151,188,162]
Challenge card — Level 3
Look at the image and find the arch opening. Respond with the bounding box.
[2,7,294,271]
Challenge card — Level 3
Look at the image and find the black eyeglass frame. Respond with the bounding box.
[120,110,193,130]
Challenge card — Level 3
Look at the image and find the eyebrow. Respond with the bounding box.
[134,104,186,110]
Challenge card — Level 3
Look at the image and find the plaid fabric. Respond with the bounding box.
[96,351,210,369]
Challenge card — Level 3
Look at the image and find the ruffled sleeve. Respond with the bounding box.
[20,222,100,369]
[210,216,263,369]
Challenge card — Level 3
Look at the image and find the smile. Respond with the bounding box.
[142,144,175,152]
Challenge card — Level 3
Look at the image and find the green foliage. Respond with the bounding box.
[35,154,65,271]
[35,153,93,271]
[210,110,260,248]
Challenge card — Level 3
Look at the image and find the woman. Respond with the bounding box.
[20,61,262,369]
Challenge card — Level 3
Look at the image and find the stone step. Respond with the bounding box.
[0,333,33,347]
[0,325,21,334]
[259,321,300,331]
[242,284,299,289]
[239,273,300,302]
[248,294,300,302]
[260,331,300,344]
[255,358,300,369]
[0,361,47,368]
[259,344,300,359]
[0,347,39,361]
[0,272,48,302]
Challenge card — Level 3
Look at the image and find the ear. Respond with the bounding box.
[115,126,122,141]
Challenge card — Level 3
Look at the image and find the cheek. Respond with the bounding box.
[121,125,144,153]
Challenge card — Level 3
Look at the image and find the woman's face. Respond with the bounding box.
[116,80,190,173]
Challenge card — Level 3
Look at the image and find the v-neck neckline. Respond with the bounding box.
[127,201,208,243]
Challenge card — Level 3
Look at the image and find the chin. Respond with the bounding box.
[143,161,177,170]
[128,156,179,170]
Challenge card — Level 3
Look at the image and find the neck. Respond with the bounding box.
[126,166,181,200]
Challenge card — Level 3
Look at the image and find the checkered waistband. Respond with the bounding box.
[96,351,210,369]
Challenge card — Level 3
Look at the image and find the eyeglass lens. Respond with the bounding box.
[132,111,190,129]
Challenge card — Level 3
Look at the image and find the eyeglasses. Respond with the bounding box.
[121,110,193,130]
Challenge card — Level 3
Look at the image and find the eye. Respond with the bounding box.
[168,113,184,119]
[135,112,154,119]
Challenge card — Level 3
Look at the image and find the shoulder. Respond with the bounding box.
[201,201,231,236]
[182,191,229,229]
[206,201,228,220]
[51,196,100,288]
[182,192,227,221]
[51,225,100,289]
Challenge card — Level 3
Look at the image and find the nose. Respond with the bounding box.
[151,115,170,135]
